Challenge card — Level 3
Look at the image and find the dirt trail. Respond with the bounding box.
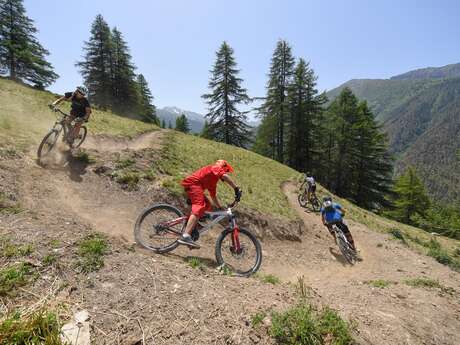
[84,130,164,152]
[15,130,460,345]
[20,131,165,243]
[259,182,460,345]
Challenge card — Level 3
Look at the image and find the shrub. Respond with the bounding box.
[389,228,406,244]
[270,303,354,345]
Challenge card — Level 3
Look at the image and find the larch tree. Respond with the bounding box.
[202,41,251,147]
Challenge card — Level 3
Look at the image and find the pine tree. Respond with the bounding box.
[76,15,113,109]
[175,114,190,133]
[348,101,393,209]
[136,74,158,124]
[201,120,212,139]
[0,0,58,88]
[256,40,295,162]
[160,119,166,128]
[324,87,360,196]
[111,27,139,113]
[286,58,326,172]
[202,41,251,147]
[168,120,173,129]
[389,167,431,224]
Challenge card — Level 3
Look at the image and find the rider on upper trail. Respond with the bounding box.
[320,196,357,252]
[50,86,91,144]
[305,173,316,202]
[178,159,242,249]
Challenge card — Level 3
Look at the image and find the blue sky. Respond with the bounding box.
[25,0,460,114]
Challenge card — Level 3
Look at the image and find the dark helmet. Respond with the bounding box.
[322,196,333,209]
[76,86,88,96]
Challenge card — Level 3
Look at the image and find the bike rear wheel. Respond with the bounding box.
[37,129,60,163]
[71,126,87,149]
[215,227,262,277]
[134,204,185,253]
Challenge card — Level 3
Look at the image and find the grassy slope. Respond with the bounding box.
[0,78,157,149]
[158,131,299,220]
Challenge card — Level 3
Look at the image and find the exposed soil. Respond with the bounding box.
[1,129,459,344]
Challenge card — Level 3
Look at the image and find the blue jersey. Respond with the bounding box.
[320,202,343,224]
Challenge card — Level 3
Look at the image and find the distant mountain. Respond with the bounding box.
[391,63,460,80]
[157,106,205,133]
[327,64,460,202]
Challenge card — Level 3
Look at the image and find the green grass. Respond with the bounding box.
[187,257,203,270]
[0,310,66,344]
[270,303,354,345]
[257,273,281,285]
[42,253,57,266]
[295,275,311,300]
[0,263,36,296]
[0,237,33,257]
[0,78,158,149]
[251,312,267,328]
[158,131,299,220]
[115,158,135,169]
[365,279,394,289]
[76,233,109,273]
[113,170,142,188]
[404,277,455,294]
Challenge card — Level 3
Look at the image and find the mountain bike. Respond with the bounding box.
[37,108,87,163]
[331,223,358,264]
[298,182,320,211]
[134,198,262,277]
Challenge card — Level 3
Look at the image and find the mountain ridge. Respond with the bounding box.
[326,64,460,202]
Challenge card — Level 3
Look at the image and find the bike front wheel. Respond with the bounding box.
[37,129,60,163]
[215,227,262,277]
[336,233,356,265]
[134,204,186,253]
[298,193,308,208]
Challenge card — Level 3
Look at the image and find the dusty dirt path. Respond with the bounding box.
[20,130,166,242]
[259,182,460,345]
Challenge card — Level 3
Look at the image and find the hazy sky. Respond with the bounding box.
[25,0,460,114]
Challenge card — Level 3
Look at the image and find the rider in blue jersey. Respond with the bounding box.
[320,196,356,251]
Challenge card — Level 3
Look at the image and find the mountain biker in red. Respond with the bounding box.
[50,86,91,144]
[320,196,357,252]
[178,159,242,248]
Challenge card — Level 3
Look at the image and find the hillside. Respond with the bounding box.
[1,79,459,344]
[327,68,460,202]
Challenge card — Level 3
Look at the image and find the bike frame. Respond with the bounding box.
[159,205,242,251]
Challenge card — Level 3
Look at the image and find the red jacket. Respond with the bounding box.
[181,164,226,197]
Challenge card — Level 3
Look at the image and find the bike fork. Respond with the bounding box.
[231,218,242,254]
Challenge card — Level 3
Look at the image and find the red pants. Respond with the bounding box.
[184,185,211,218]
